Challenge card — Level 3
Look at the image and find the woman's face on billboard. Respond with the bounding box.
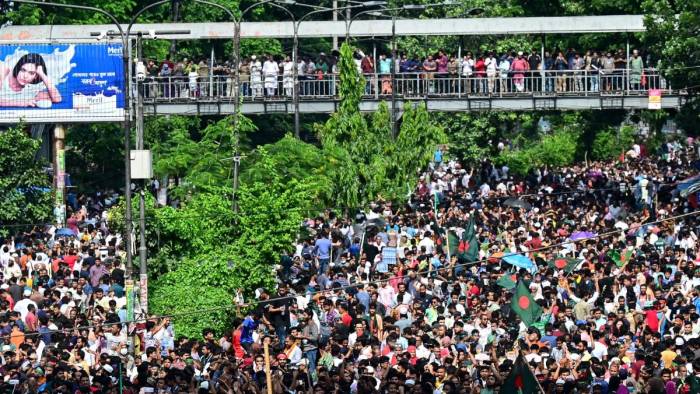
[17,63,39,85]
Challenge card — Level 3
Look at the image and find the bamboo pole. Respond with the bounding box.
[264,341,273,394]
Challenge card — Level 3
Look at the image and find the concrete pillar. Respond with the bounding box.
[53,125,66,226]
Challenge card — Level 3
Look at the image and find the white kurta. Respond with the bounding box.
[262,60,279,89]
[282,61,294,90]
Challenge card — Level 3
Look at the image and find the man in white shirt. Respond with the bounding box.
[485,52,498,93]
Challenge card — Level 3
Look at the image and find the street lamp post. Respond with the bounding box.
[347,2,482,138]
[271,0,385,138]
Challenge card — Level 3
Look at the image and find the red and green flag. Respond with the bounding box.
[511,281,542,327]
[497,273,518,290]
[547,257,580,273]
[608,249,633,267]
[502,355,539,394]
[458,216,479,262]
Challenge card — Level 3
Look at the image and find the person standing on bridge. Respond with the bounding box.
[485,51,498,94]
[510,51,530,93]
[263,55,279,97]
[629,49,644,91]
[281,55,294,97]
[250,55,262,98]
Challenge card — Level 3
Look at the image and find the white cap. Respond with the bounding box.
[23,289,31,297]
[251,55,257,60]
[103,364,114,373]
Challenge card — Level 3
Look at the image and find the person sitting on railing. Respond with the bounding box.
[629,49,644,92]
[379,54,392,95]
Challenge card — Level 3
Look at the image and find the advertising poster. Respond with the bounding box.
[0,43,125,123]
[648,88,662,110]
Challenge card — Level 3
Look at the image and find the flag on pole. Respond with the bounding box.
[458,216,479,262]
[511,281,542,327]
[501,355,540,394]
[497,273,518,289]
[547,257,580,273]
[608,249,633,267]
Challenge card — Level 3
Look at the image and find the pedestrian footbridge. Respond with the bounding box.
[139,70,686,117]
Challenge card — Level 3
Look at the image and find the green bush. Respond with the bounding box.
[592,125,635,160]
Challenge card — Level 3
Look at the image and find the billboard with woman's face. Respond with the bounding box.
[0,43,124,123]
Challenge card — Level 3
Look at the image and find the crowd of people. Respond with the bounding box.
[1,135,699,393]
[136,47,660,100]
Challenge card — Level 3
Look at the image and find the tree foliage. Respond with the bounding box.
[0,128,52,237]
[592,125,636,160]
[643,0,700,129]
[316,43,446,208]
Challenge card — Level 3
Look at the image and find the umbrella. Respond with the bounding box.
[502,254,538,274]
[570,231,596,241]
[365,217,386,230]
[55,228,76,237]
[503,198,532,211]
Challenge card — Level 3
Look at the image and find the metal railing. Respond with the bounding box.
[136,68,671,102]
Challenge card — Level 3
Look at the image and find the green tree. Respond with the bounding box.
[316,43,447,207]
[591,125,635,160]
[643,0,700,130]
[149,150,310,337]
[0,128,52,236]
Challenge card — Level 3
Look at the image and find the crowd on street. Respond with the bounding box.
[136,46,660,100]
[1,136,700,393]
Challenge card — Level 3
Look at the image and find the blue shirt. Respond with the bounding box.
[379,58,392,74]
[314,238,332,259]
[241,317,257,344]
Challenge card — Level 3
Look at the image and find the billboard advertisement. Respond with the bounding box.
[0,43,124,123]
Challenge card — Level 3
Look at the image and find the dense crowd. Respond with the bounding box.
[1,136,699,393]
[136,47,657,99]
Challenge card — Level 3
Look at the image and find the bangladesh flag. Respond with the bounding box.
[547,257,580,273]
[511,281,542,327]
[497,273,518,289]
[447,230,460,258]
[502,355,539,394]
[608,249,633,267]
[458,216,479,262]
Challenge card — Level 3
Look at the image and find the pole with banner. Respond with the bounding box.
[648,89,662,110]
[125,279,135,353]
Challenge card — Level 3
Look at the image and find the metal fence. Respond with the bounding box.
[137,68,670,102]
